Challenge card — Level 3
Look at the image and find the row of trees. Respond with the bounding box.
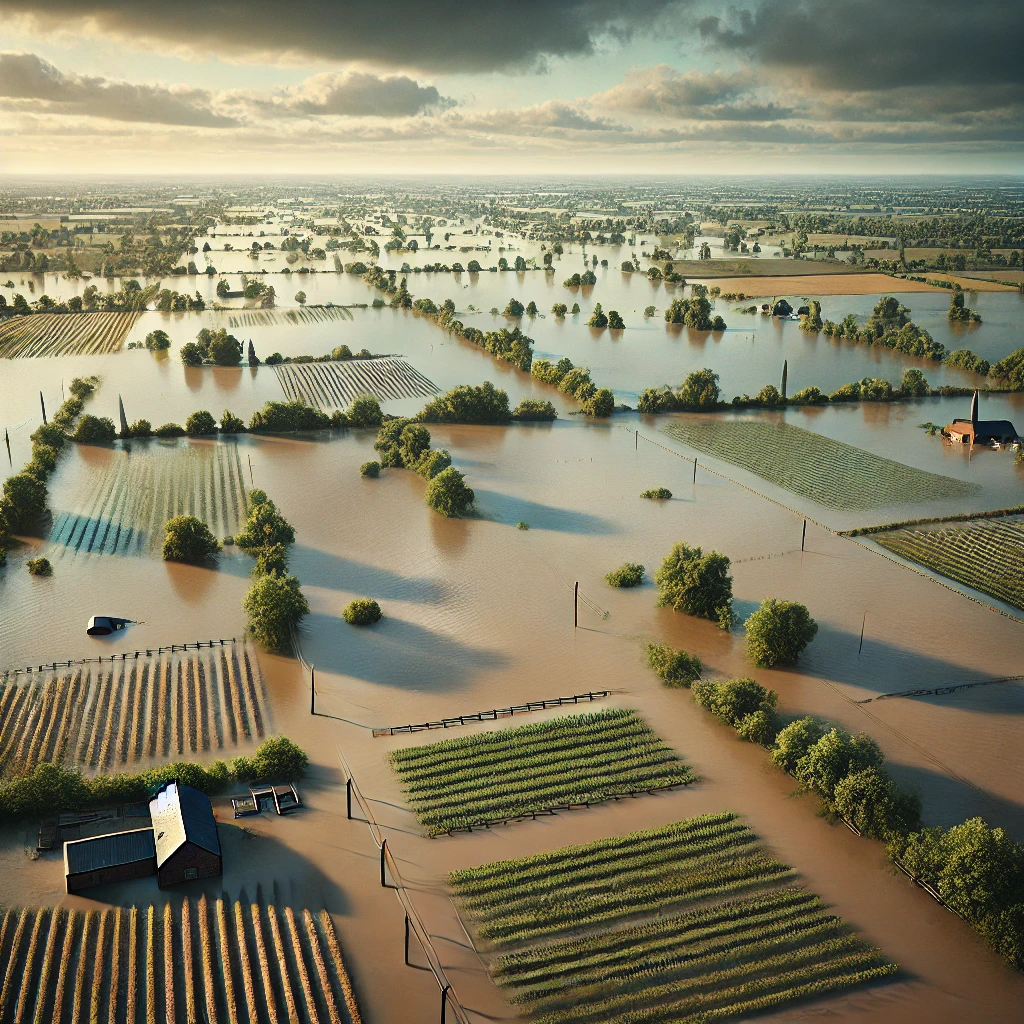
[531,356,615,416]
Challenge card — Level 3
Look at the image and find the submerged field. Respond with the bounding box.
[0,898,360,1024]
[388,708,694,835]
[50,440,248,557]
[0,312,141,358]
[875,516,1024,610]
[227,305,354,329]
[0,639,268,774]
[662,418,978,511]
[274,357,438,410]
[452,813,896,1023]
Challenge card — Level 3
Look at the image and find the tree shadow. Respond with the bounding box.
[299,612,507,691]
[287,545,450,603]
[471,489,618,535]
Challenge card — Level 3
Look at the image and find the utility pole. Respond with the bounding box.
[801,520,807,552]
[574,582,579,629]
[693,459,697,484]
[39,392,46,425]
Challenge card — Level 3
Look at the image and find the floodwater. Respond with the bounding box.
[1,253,1024,1023]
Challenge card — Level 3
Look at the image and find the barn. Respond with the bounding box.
[64,828,156,893]
[149,781,222,888]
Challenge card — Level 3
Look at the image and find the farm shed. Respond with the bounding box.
[149,781,222,888]
[64,827,156,893]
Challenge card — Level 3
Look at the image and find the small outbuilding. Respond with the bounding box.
[64,828,156,893]
[149,781,222,888]
[945,390,1019,445]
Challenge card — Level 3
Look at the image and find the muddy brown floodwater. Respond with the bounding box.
[2,368,1024,1021]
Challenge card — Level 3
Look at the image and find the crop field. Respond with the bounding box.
[388,708,695,836]
[50,441,247,557]
[662,419,977,511]
[451,813,897,1024]
[0,312,141,358]
[0,898,361,1024]
[0,639,269,774]
[227,306,355,329]
[274,357,438,410]
[875,516,1024,610]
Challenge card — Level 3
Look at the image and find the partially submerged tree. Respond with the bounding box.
[745,598,818,667]
[162,515,221,564]
[243,572,309,653]
[425,467,474,517]
[654,541,733,628]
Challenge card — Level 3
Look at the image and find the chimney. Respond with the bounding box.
[970,389,979,426]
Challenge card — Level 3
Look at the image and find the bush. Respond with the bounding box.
[789,386,828,405]
[654,541,733,628]
[770,716,826,774]
[645,642,702,687]
[128,418,153,437]
[249,400,331,432]
[72,414,117,443]
[2,473,47,532]
[425,467,474,517]
[250,736,308,781]
[26,557,52,576]
[419,382,511,424]
[693,677,778,731]
[417,449,452,480]
[347,393,384,428]
[834,767,922,839]
[31,422,67,450]
[517,521,529,530]
[551,303,568,317]
[744,598,818,667]
[605,562,644,587]
[180,341,203,366]
[503,298,524,317]
[343,598,383,625]
[185,410,218,437]
[582,387,615,416]
[243,572,309,653]
[162,515,221,564]
[512,399,557,421]
[235,491,295,551]
[794,727,885,800]
[220,410,246,434]
[900,368,930,397]
[253,543,289,576]
[360,460,381,478]
[154,422,185,438]
[641,487,672,499]
[145,329,171,351]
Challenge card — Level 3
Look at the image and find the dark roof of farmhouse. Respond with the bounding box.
[149,782,221,866]
[64,828,155,875]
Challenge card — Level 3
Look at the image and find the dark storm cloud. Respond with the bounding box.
[0,51,237,125]
[698,0,1024,93]
[0,0,688,71]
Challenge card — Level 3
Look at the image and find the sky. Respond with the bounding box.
[0,0,1021,175]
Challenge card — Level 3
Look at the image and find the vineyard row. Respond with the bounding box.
[274,358,438,410]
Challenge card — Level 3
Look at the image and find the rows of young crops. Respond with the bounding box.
[662,419,977,510]
[227,306,354,329]
[0,898,362,1024]
[451,814,896,1024]
[390,709,695,836]
[0,312,141,358]
[274,358,439,410]
[0,639,269,774]
[876,517,1024,610]
[50,441,248,557]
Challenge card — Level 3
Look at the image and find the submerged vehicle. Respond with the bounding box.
[86,616,135,637]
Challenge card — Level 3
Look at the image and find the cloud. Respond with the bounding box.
[0,50,236,126]
[591,65,792,120]
[248,71,455,118]
[451,100,628,135]
[0,0,688,72]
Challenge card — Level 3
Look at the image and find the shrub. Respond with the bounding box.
[641,487,672,499]
[154,423,185,438]
[517,521,529,530]
[834,767,922,839]
[250,736,308,781]
[417,449,452,480]
[343,598,383,625]
[2,473,47,531]
[419,382,511,424]
[128,419,153,437]
[693,677,778,731]
[607,310,625,329]
[68,377,98,400]
[346,393,384,428]
[220,410,246,434]
[235,492,295,551]
[185,410,218,437]
[31,422,67,450]
[736,710,778,746]
[605,563,644,587]
[582,387,615,416]
[789,386,828,405]
[944,349,990,377]
[551,303,568,317]
[795,727,885,799]
[29,443,58,475]
[503,298,524,317]
[645,642,702,687]
[745,598,818,667]
[512,399,557,421]
[900,368,930,397]
[360,461,380,478]
[249,400,330,432]
[253,543,289,576]
[654,541,733,628]
[145,329,171,351]
[72,415,117,444]
[425,467,474,517]
[26,557,52,576]
[588,303,608,328]
[770,716,826,774]
[243,572,309,653]
[162,515,221,564]
[180,342,203,366]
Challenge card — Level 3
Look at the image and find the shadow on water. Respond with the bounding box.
[293,545,450,604]
[471,488,619,535]
[300,611,507,691]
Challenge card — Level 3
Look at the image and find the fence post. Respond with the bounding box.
[693,459,697,484]
[404,914,410,966]
[346,778,353,820]
[440,983,451,1024]
[380,839,388,888]
[801,519,807,551]
[310,666,315,716]
[574,582,579,628]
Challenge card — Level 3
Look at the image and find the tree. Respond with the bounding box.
[294,290,307,305]
[677,368,721,409]
[162,515,221,564]
[582,387,615,416]
[551,303,568,317]
[645,642,702,687]
[347,393,383,428]
[235,492,295,551]
[693,677,778,730]
[145,329,171,351]
[900,368,930,397]
[503,298,524,317]
[745,598,818,667]
[607,309,625,329]
[343,599,383,625]
[419,382,511,424]
[771,716,826,773]
[605,563,644,587]
[184,410,217,437]
[207,329,242,366]
[526,300,538,316]
[243,572,308,653]
[2,473,47,532]
[251,736,308,780]
[833,767,921,839]
[425,467,474,517]
[588,303,608,328]
[795,727,885,799]
[180,342,203,367]
[991,348,1024,389]
[72,415,117,443]
[654,541,733,628]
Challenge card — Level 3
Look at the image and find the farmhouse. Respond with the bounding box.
[150,781,222,887]
[64,827,156,893]
[945,390,1019,445]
